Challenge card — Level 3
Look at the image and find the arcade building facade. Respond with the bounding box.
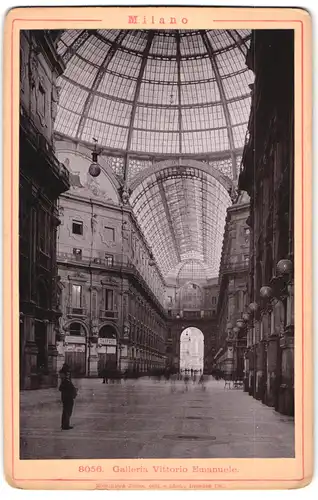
[19,29,294,416]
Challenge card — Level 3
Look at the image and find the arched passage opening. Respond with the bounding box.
[64,321,87,377]
[97,324,118,375]
[180,327,204,373]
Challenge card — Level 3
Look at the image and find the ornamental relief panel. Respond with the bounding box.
[51,84,60,124]
[29,50,49,129]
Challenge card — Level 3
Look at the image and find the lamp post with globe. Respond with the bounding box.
[88,138,101,178]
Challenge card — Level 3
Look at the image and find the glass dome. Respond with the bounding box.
[55,29,253,161]
[54,29,253,281]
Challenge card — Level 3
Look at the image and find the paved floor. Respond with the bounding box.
[20,378,294,459]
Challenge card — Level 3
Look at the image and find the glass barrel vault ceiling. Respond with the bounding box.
[129,166,231,280]
[55,29,253,158]
[55,29,253,281]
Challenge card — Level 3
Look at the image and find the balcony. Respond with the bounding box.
[99,310,119,320]
[67,307,87,317]
[20,108,70,194]
[57,252,133,272]
[168,310,216,320]
[220,259,249,275]
[57,252,166,318]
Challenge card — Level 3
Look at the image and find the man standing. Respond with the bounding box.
[59,370,77,430]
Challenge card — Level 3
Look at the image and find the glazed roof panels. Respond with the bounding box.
[55,29,253,158]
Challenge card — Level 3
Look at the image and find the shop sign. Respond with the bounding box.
[98,338,117,346]
[64,344,85,353]
[66,335,86,344]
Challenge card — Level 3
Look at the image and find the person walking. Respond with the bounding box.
[59,370,77,430]
[199,373,206,391]
[102,367,108,384]
[184,372,190,392]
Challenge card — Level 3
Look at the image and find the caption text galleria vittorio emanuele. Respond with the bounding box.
[19,28,294,460]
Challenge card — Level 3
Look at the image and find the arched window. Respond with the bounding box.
[99,325,117,339]
[179,282,202,310]
[69,322,85,336]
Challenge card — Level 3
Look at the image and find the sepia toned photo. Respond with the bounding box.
[18,26,296,462]
[3,5,313,490]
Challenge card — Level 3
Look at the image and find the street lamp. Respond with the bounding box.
[248,302,259,312]
[236,319,245,329]
[260,286,273,299]
[276,259,293,277]
[149,252,156,267]
[242,312,250,322]
[88,138,101,177]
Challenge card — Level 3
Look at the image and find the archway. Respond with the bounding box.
[64,321,87,377]
[97,324,118,375]
[179,327,204,373]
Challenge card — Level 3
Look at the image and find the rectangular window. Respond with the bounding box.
[212,296,216,305]
[105,254,114,266]
[72,284,82,308]
[167,296,172,305]
[72,220,83,235]
[105,227,115,241]
[73,248,82,260]
[105,289,114,311]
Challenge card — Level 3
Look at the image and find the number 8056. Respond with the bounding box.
[79,465,103,473]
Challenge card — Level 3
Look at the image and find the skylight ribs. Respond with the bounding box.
[59,30,91,62]
[200,31,237,179]
[75,31,128,139]
[130,176,179,276]
[130,166,231,280]
[201,173,209,264]
[156,176,182,264]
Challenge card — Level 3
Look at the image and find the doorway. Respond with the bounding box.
[179,327,204,373]
[64,322,86,376]
[34,320,48,373]
[98,325,118,375]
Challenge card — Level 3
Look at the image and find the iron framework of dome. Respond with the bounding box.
[54,29,253,280]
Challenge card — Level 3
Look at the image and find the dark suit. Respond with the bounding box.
[59,378,77,429]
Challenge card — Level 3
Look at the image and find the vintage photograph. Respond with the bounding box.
[19,28,295,460]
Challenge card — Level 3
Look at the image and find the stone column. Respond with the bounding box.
[266,334,280,407]
[248,347,255,396]
[89,342,98,377]
[255,340,265,400]
[23,314,38,389]
[261,312,270,403]
[47,321,58,387]
[243,349,249,391]
[225,345,234,378]
[120,345,129,372]
[278,283,294,415]
[56,340,65,374]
